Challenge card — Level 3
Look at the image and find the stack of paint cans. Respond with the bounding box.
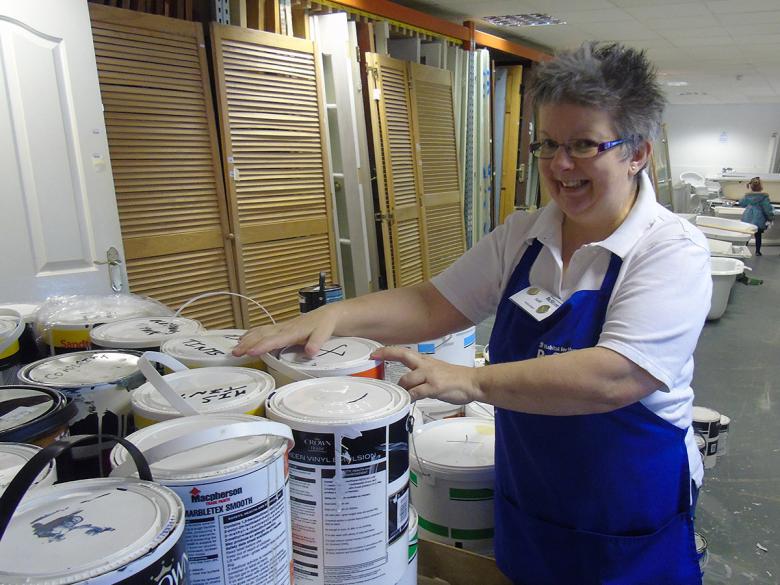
[692,406,721,469]
[267,377,411,585]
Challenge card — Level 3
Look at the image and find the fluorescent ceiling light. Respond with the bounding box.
[484,14,566,27]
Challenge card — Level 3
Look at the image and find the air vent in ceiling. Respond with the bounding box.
[484,14,566,27]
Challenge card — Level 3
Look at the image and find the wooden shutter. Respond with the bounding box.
[365,53,428,288]
[210,25,338,324]
[499,65,523,224]
[408,62,465,277]
[90,5,240,327]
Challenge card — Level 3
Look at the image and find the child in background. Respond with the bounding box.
[739,177,774,255]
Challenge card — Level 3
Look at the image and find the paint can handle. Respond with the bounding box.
[110,421,295,478]
[0,434,153,542]
[260,350,316,381]
[0,308,24,355]
[138,351,200,416]
[174,291,276,325]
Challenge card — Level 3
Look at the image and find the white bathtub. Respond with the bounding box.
[708,257,744,321]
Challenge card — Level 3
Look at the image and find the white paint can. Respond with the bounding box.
[0,477,187,584]
[464,401,494,420]
[266,377,411,585]
[396,505,418,585]
[111,414,294,585]
[718,414,730,456]
[0,309,24,385]
[90,316,204,352]
[410,417,495,555]
[161,329,264,370]
[385,326,477,385]
[0,385,76,447]
[692,406,720,469]
[0,303,41,364]
[130,361,275,428]
[411,399,464,430]
[0,443,56,496]
[263,337,384,386]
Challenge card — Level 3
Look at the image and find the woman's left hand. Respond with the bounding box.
[372,347,481,405]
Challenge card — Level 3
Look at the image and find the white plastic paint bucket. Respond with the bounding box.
[0,303,40,364]
[0,438,188,585]
[263,337,384,386]
[718,414,731,456]
[111,414,295,585]
[396,506,418,585]
[464,402,494,420]
[410,417,495,555]
[130,352,275,428]
[0,443,56,496]
[692,406,721,469]
[267,377,411,585]
[17,350,145,479]
[695,532,709,576]
[90,316,204,352]
[411,398,464,430]
[0,309,24,385]
[161,329,263,370]
[0,385,76,447]
[385,327,477,384]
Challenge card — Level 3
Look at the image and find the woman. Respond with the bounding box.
[739,177,774,255]
[235,43,711,584]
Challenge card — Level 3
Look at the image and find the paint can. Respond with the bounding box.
[464,401,494,420]
[0,310,24,385]
[718,414,730,456]
[90,316,204,352]
[695,433,706,464]
[384,326,477,385]
[695,532,709,576]
[130,353,275,428]
[266,377,411,585]
[263,337,384,386]
[299,273,344,314]
[110,414,294,585]
[0,435,188,585]
[411,398,464,430]
[0,385,76,446]
[161,329,264,370]
[410,417,495,555]
[0,443,56,496]
[17,350,144,479]
[396,505,418,585]
[692,406,720,469]
[0,303,41,364]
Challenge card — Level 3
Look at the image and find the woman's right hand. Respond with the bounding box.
[232,304,342,358]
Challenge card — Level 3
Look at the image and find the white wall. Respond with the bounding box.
[664,104,780,182]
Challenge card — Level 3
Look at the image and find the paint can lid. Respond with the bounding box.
[160,329,256,367]
[464,401,494,419]
[0,443,56,496]
[414,398,463,415]
[0,303,38,323]
[719,414,730,428]
[695,532,707,554]
[131,367,274,421]
[277,337,382,373]
[0,478,184,584]
[692,406,720,423]
[0,386,67,438]
[410,417,495,480]
[19,350,141,388]
[267,377,410,426]
[90,317,204,349]
[111,414,288,481]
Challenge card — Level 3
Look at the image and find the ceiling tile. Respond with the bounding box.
[706,0,780,14]
[611,0,693,6]
[714,10,780,26]
[625,3,712,19]
[732,34,780,45]
[643,14,721,30]
[726,23,780,36]
[552,8,635,24]
[578,20,663,40]
[665,35,735,47]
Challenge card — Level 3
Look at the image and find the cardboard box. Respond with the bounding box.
[417,539,512,585]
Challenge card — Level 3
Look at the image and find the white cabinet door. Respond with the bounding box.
[0,0,125,301]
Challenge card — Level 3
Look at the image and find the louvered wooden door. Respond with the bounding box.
[210,25,338,325]
[365,53,428,288]
[408,62,465,278]
[90,5,240,327]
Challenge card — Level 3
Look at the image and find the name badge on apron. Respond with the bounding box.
[510,286,563,321]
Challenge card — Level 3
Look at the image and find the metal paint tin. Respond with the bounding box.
[90,316,204,351]
[718,414,730,456]
[267,377,411,585]
[161,329,263,369]
[692,406,721,469]
[0,385,76,446]
[0,443,56,496]
[410,417,495,555]
[299,282,344,314]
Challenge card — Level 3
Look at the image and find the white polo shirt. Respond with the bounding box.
[432,171,711,486]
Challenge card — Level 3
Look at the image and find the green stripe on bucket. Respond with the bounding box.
[418,516,449,537]
[408,542,418,561]
[449,487,494,501]
[451,527,494,540]
[410,471,418,486]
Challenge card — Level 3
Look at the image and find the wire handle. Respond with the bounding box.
[175,291,276,325]
[260,350,317,382]
[0,308,24,355]
[138,351,199,416]
[0,434,153,541]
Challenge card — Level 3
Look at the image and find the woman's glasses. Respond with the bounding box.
[530,138,628,159]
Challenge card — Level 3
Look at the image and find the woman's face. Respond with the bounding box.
[537,103,648,232]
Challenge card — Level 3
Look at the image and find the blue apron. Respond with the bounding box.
[488,239,700,585]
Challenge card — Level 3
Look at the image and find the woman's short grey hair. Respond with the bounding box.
[527,42,666,158]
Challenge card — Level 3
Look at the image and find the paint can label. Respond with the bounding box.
[166,457,291,585]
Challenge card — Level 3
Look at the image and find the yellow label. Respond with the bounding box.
[476,424,495,436]
[0,339,20,360]
[51,327,91,351]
